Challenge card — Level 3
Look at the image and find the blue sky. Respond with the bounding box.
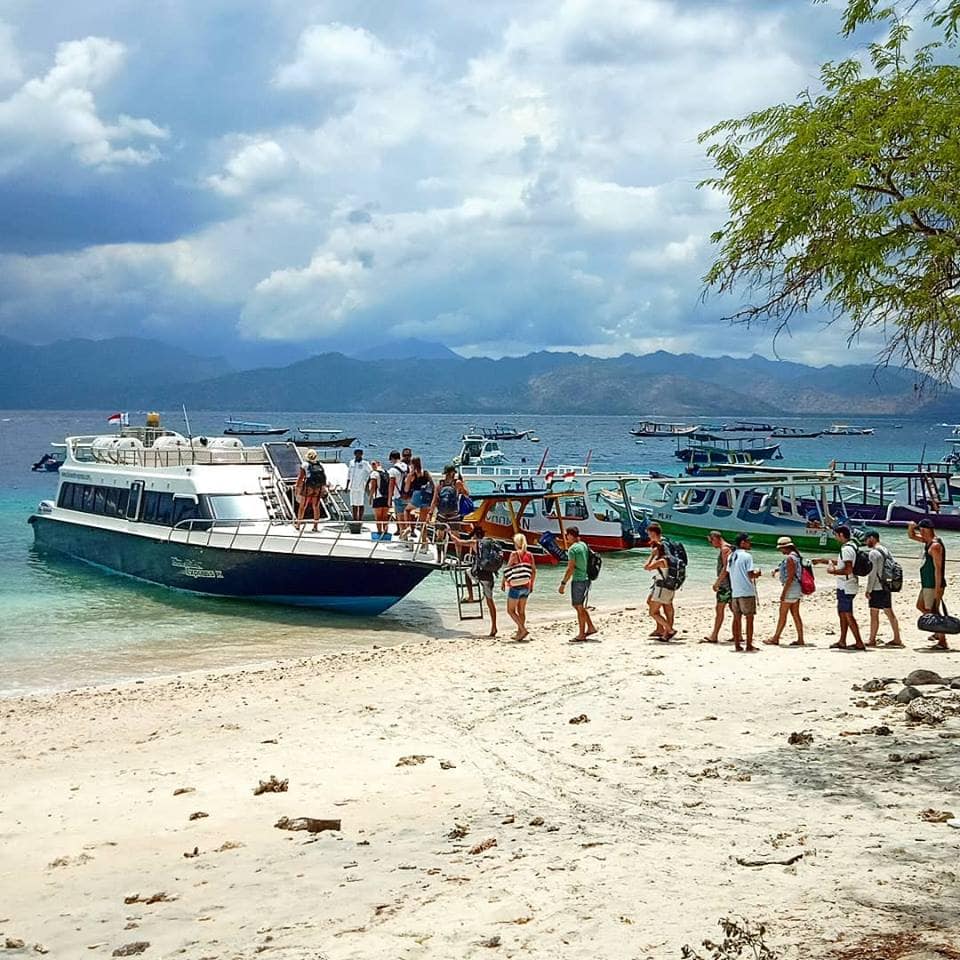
[0,0,894,365]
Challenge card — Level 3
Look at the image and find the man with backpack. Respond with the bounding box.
[387,450,409,537]
[559,526,597,643]
[644,521,677,641]
[367,460,391,537]
[908,518,950,651]
[813,524,865,650]
[450,525,501,638]
[863,529,903,648]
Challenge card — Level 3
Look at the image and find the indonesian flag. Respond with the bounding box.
[544,470,556,483]
[107,412,127,425]
[563,469,577,480]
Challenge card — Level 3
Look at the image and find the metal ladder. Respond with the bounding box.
[453,562,485,621]
[324,486,351,521]
[260,473,293,521]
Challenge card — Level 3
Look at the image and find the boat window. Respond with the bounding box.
[206,494,271,521]
[675,487,715,516]
[57,482,74,510]
[141,491,175,525]
[80,485,96,512]
[172,496,201,526]
[463,441,483,458]
[104,487,120,516]
[126,481,144,521]
[93,486,107,515]
[587,482,623,522]
[714,488,735,517]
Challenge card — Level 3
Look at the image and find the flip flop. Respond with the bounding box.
[881,641,904,648]
[569,636,588,644]
[762,639,780,646]
[699,638,718,644]
[787,640,805,647]
[829,642,848,650]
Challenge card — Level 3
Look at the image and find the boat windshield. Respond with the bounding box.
[206,494,271,521]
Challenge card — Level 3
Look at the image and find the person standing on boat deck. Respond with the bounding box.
[864,529,903,648]
[406,458,436,531]
[560,525,597,643]
[764,536,804,646]
[502,533,535,642]
[644,522,675,641]
[728,533,761,652]
[294,448,327,532]
[347,449,372,522]
[813,524,864,650]
[387,450,409,537]
[704,530,732,643]
[368,460,390,536]
[433,465,470,532]
[908,518,949,650]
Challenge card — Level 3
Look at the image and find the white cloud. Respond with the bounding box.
[0,36,168,172]
[0,21,23,90]
[206,138,294,196]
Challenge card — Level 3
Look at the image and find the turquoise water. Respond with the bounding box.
[0,411,952,695]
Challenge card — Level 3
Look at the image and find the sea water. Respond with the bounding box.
[0,410,952,695]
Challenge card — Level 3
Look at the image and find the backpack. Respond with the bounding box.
[876,545,903,593]
[660,539,688,590]
[799,558,816,595]
[437,482,459,515]
[372,468,389,499]
[303,461,327,490]
[474,538,504,574]
[848,541,873,578]
[587,547,602,582]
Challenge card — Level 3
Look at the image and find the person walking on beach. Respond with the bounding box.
[367,460,390,536]
[387,450,409,537]
[728,533,761,652]
[644,521,675,641]
[294,449,327,531]
[764,536,804,646]
[864,529,902,648]
[908,518,949,650]
[704,530,732,643]
[502,532,535,642]
[347,449,372,522]
[813,524,864,650]
[559,525,596,643]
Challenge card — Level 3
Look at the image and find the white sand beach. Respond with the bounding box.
[2,577,960,959]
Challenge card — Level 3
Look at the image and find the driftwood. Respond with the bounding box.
[274,816,341,833]
[735,852,804,867]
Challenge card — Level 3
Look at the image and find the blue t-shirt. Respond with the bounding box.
[728,548,756,598]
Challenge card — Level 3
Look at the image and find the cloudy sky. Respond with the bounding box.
[0,0,888,366]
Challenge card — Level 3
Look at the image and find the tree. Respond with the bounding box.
[830,1,960,42]
[699,4,960,380]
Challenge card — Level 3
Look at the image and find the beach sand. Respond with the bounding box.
[2,575,960,959]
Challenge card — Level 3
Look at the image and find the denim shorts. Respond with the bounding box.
[571,580,589,607]
[508,586,531,600]
[393,497,407,515]
[836,589,855,614]
[411,490,431,508]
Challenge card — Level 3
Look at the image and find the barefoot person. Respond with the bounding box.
[644,522,675,641]
[294,449,327,532]
[908,518,949,650]
[347,448,372,522]
[728,533,761,652]
[559,525,597,643]
[502,533,535,642]
[813,524,864,650]
[449,525,499,638]
[764,536,804,646]
[367,460,390,536]
[704,530,732,643]
[864,529,902,648]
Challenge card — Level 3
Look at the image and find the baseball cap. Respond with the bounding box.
[917,518,935,529]
[862,529,880,539]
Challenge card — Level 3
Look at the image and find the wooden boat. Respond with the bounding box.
[470,423,533,441]
[824,423,874,436]
[223,419,288,436]
[612,472,863,550]
[771,426,823,439]
[292,427,358,449]
[630,420,700,438]
[675,434,782,464]
[722,420,774,432]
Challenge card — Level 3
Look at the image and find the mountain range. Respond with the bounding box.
[0,335,952,416]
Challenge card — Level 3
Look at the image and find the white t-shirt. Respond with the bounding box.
[836,542,859,594]
[727,548,756,599]
[388,462,408,500]
[347,459,372,497]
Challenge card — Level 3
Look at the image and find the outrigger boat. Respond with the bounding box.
[722,420,774,433]
[771,426,823,439]
[675,433,782,465]
[630,420,700,438]
[611,472,864,550]
[223,419,289,436]
[470,423,534,441]
[824,423,874,436]
[292,427,358,449]
[29,416,450,614]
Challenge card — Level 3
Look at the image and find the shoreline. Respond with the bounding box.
[3,580,960,958]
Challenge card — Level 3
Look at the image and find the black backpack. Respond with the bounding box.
[474,538,504,574]
[437,482,459,514]
[587,547,602,582]
[661,539,688,590]
[373,468,389,499]
[848,541,873,578]
[303,462,327,490]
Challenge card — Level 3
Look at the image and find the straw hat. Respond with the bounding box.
[776,536,794,548]
[305,448,318,462]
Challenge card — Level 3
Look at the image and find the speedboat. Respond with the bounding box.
[29,417,450,614]
[31,450,65,472]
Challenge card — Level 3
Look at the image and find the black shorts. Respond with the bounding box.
[372,497,389,509]
[869,590,892,610]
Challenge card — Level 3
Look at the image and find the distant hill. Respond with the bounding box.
[352,338,461,361]
[0,335,948,414]
[0,337,230,408]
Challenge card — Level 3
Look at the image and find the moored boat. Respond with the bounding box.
[292,427,358,449]
[630,420,700,438]
[721,420,774,433]
[675,434,782,464]
[824,423,875,436]
[770,426,823,439]
[28,420,449,614]
[223,419,289,436]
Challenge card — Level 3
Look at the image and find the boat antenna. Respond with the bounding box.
[584,448,593,470]
[536,446,550,475]
[182,404,193,442]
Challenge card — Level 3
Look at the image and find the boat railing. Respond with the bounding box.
[828,459,955,475]
[66,436,270,468]
[166,517,456,565]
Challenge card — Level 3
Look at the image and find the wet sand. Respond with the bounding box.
[2,578,959,959]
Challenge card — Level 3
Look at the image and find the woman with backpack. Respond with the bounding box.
[432,465,470,531]
[764,536,805,646]
[501,533,536,642]
[294,449,327,532]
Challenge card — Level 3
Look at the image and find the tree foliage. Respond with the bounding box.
[825,0,960,42]
[699,7,960,380]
